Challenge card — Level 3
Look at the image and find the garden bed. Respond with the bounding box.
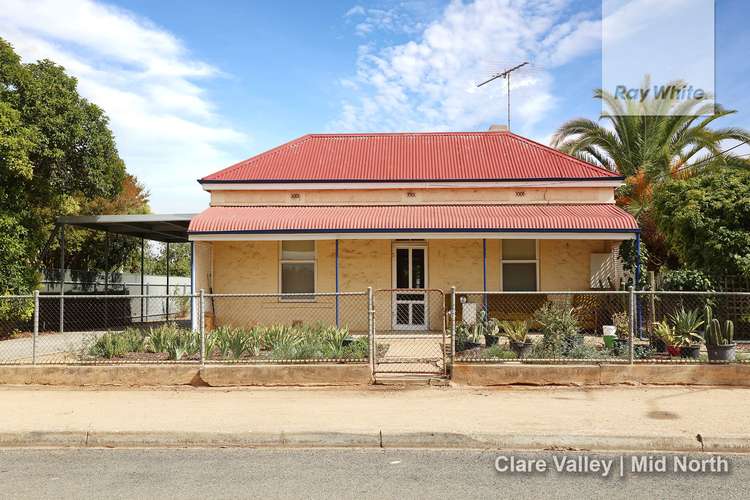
[81,323,371,363]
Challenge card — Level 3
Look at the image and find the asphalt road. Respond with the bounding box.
[0,448,745,499]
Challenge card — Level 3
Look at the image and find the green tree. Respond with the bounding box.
[0,38,148,293]
[653,165,750,278]
[146,243,192,277]
[551,79,750,269]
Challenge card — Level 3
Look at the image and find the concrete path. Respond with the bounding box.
[0,385,749,452]
[0,331,102,364]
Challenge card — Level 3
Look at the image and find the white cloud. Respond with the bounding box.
[344,3,426,37]
[333,0,601,138]
[0,0,247,213]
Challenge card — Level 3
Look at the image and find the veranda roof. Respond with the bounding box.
[188,204,638,240]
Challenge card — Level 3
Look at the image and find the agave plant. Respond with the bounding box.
[88,332,128,359]
[144,323,179,353]
[165,331,198,361]
[653,320,677,346]
[669,307,704,346]
[499,320,529,343]
[320,325,351,358]
[264,325,301,351]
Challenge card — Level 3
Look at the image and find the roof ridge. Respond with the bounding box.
[306,131,508,137]
[209,203,617,209]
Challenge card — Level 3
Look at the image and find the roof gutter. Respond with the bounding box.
[188,228,639,242]
[199,178,625,192]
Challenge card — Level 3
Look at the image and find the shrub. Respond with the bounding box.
[212,326,261,360]
[0,295,34,338]
[529,338,607,360]
[88,332,128,359]
[498,320,528,343]
[121,328,146,352]
[164,330,199,361]
[533,302,580,355]
[611,312,630,340]
[87,328,145,359]
[144,323,181,353]
[483,345,517,359]
[342,336,369,359]
[660,269,714,291]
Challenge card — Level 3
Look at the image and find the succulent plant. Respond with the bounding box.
[669,307,704,346]
[499,320,529,343]
[653,320,677,346]
[705,305,734,346]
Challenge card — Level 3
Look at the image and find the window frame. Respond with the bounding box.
[278,240,317,302]
[500,239,539,291]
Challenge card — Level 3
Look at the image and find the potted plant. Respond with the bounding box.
[455,322,481,351]
[704,305,736,362]
[499,320,532,359]
[602,324,617,350]
[653,321,680,356]
[611,311,631,355]
[533,302,582,356]
[670,307,704,359]
[477,310,501,346]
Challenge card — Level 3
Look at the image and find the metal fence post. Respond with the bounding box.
[367,287,374,377]
[450,286,457,364]
[199,289,206,366]
[32,290,39,365]
[629,286,635,364]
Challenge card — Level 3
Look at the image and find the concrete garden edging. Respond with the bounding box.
[0,365,200,386]
[452,362,750,386]
[2,363,748,387]
[199,364,371,387]
[0,363,371,387]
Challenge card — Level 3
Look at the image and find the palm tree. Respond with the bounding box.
[551,79,750,268]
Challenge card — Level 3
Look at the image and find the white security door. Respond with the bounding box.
[392,244,428,330]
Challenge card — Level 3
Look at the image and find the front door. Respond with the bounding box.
[392,244,427,330]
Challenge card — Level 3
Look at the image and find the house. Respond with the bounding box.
[188,128,639,332]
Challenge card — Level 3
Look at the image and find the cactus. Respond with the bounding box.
[705,312,734,347]
[726,320,734,344]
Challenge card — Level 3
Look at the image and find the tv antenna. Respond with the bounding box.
[477,61,528,131]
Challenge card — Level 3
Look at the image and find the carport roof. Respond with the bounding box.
[56,214,196,243]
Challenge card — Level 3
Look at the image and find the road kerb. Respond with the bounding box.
[1,431,749,453]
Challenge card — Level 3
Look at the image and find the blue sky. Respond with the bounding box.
[1,0,748,212]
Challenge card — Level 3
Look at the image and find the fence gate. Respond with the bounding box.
[372,289,448,377]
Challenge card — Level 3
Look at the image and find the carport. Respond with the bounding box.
[50,214,197,330]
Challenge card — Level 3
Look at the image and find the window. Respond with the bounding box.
[280,241,315,300]
[502,240,537,291]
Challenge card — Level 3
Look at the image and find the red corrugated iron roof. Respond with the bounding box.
[188,204,638,234]
[200,132,621,183]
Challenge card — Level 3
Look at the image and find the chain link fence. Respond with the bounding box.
[453,291,634,364]
[0,291,371,365]
[453,290,750,364]
[202,292,369,364]
[1,289,749,367]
